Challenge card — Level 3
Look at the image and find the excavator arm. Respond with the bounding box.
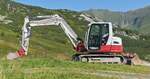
[7,14,84,60]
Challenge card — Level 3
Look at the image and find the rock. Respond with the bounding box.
[0,15,6,21]
[3,20,13,24]
[0,15,13,24]
[80,14,95,23]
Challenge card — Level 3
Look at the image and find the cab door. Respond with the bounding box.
[87,23,109,52]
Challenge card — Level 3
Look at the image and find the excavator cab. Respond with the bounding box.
[85,22,112,52]
[88,23,109,50]
[85,22,123,54]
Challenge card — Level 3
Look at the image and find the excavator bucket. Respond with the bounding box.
[7,48,25,60]
[7,52,19,60]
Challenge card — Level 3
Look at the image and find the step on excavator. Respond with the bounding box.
[7,14,136,65]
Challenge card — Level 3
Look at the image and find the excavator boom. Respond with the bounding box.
[7,14,82,59]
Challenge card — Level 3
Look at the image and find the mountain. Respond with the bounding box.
[0,0,150,78]
[83,6,150,34]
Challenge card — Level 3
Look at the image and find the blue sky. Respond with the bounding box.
[15,0,150,12]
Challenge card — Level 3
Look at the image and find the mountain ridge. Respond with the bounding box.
[83,6,150,34]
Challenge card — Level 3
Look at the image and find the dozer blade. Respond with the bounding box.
[131,53,142,65]
[131,53,150,66]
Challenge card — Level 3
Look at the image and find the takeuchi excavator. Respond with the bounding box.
[7,14,135,64]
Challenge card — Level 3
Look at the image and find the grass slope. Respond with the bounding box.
[0,58,150,79]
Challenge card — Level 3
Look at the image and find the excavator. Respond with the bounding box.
[7,14,135,64]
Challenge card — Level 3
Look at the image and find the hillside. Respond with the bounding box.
[0,0,87,57]
[0,0,150,79]
[83,6,150,34]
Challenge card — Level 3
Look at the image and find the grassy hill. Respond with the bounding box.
[0,0,150,79]
[83,6,150,34]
